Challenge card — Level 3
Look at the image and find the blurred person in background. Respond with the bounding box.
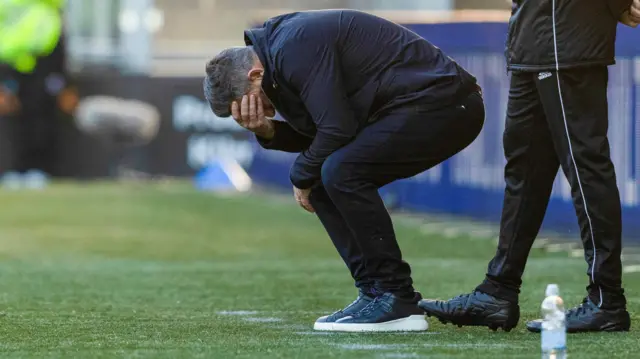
[0,0,77,189]
[204,9,484,332]
[420,0,640,333]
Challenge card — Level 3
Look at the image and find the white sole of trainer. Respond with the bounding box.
[313,320,334,331]
[317,315,428,332]
[313,315,331,331]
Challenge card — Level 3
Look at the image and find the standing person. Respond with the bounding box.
[204,9,485,332]
[13,33,77,182]
[420,0,640,333]
[0,0,76,187]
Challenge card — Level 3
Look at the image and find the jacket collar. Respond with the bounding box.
[244,28,278,97]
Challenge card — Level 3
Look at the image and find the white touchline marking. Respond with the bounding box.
[545,243,578,253]
[216,310,326,316]
[622,265,640,274]
[422,343,516,349]
[243,317,283,323]
[379,354,421,359]
[335,342,524,351]
[337,344,410,350]
[419,224,447,234]
[570,249,584,258]
[443,228,462,238]
[271,310,329,314]
[216,310,259,316]
[274,323,308,330]
[469,229,497,239]
[532,239,552,250]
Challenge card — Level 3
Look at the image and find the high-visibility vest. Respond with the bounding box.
[0,0,65,73]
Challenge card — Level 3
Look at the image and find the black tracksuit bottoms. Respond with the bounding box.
[310,90,485,298]
[476,67,626,309]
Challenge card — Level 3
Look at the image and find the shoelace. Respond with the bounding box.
[451,293,472,302]
[341,297,362,313]
[353,297,383,318]
[566,299,592,318]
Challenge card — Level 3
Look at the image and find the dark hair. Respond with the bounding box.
[203,47,256,118]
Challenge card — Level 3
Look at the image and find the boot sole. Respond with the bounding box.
[527,321,631,333]
[599,322,631,332]
[422,306,519,332]
[315,315,429,332]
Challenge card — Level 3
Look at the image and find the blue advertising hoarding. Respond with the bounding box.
[247,22,640,242]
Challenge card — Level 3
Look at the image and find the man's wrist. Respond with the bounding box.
[620,11,639,27]
[256,120,275,140]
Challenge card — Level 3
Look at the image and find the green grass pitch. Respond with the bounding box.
[0,182,637,358]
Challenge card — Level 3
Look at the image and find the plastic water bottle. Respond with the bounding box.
[541,284,567,359]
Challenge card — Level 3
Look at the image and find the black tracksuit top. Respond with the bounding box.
[506,0,632,71]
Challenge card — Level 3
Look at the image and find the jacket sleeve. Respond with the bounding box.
[281,43,359,189]
[255,120,313,153]
[607,0,634,19]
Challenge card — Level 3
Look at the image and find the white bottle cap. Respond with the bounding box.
[546,284,560,297]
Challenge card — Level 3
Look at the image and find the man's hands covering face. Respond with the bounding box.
[231,95,275,139]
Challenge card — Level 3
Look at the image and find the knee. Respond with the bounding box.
[321,153,348,190]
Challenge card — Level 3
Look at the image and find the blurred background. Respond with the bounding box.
[0,4,639,356]
[0,0,638,240]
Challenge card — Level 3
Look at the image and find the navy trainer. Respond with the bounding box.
[328,292,428,332]
[313,289,374,330]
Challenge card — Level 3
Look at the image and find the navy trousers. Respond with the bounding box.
[310,91,485,297]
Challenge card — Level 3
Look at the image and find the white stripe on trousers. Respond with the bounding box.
[551,0,603,307]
